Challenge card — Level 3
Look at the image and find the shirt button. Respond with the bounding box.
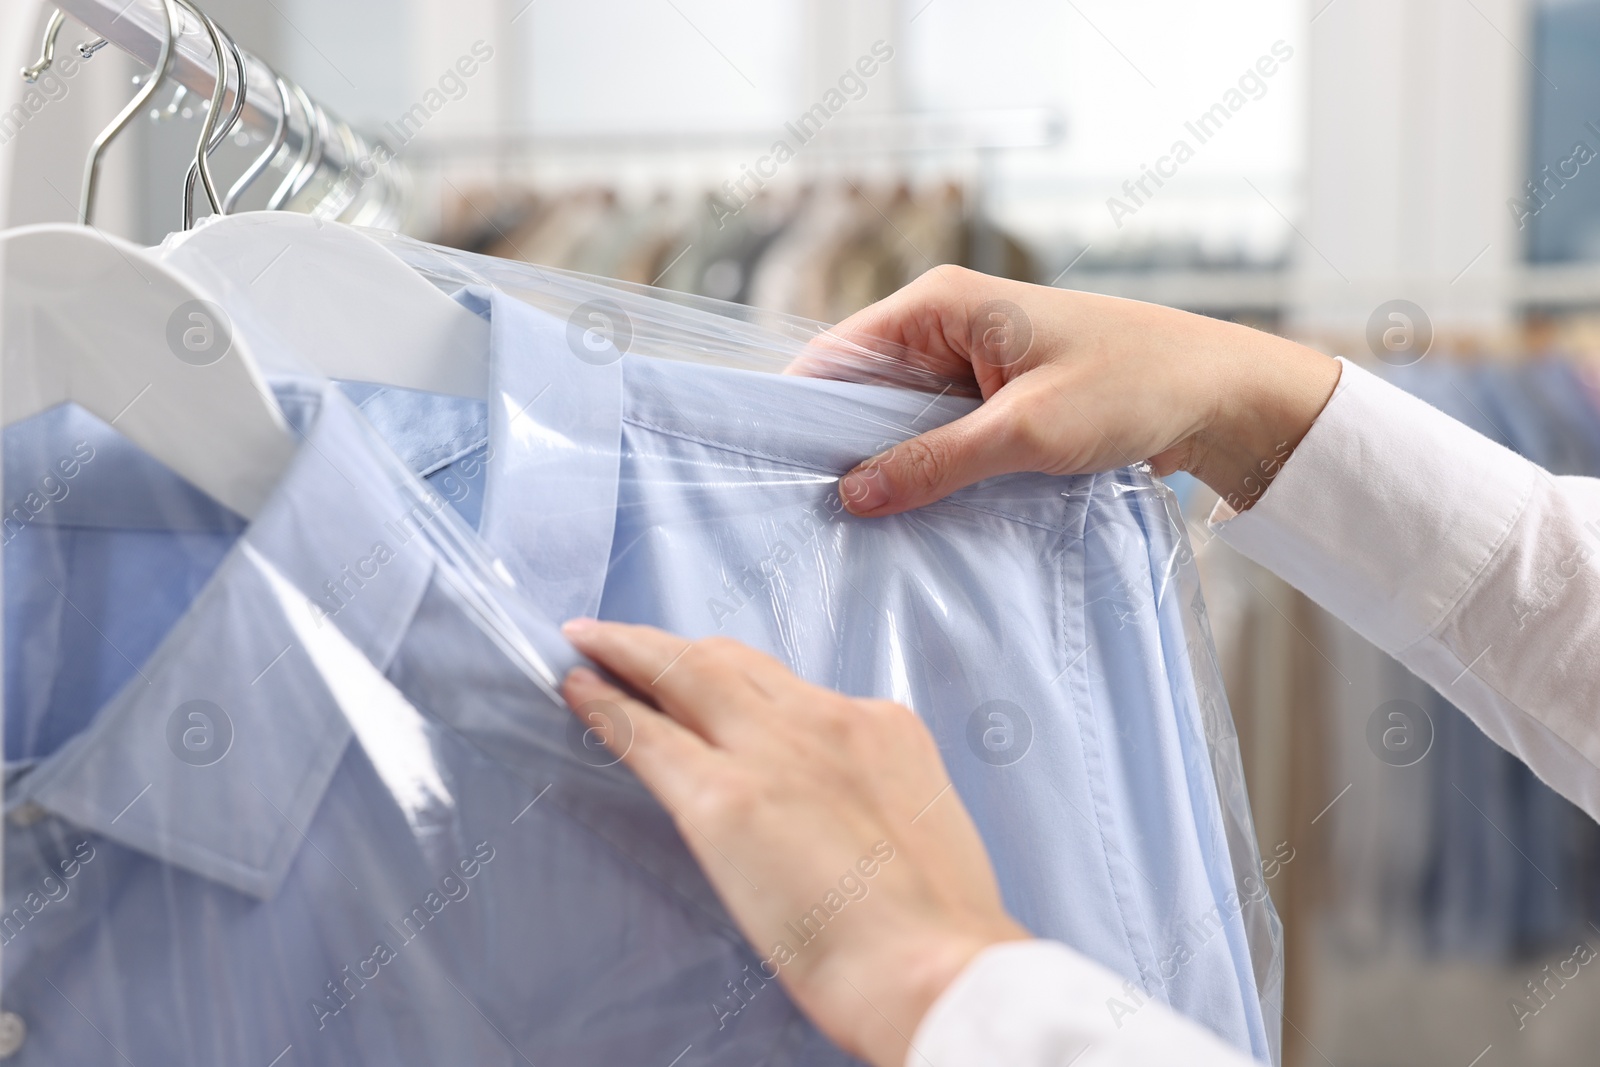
[8,803,45,828]
[0,1011,27,1058]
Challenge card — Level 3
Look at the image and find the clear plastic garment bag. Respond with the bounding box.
[0,211,1284,1065]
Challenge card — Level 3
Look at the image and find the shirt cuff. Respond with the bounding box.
[909,940,1254,1067]
[1207,357,1539,657]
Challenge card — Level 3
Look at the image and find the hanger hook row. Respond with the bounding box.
[42,0,404,229]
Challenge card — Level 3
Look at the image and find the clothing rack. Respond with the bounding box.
[44,0,405,227]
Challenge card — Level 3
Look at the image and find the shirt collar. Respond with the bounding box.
[16,383,446,900]
[346,276,1102,629]
[458,287,1077,610]
[460,287,625,624]
[457,287,1093,580]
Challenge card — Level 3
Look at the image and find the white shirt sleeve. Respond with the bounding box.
[909,941,1259,1066]
[910,356,1600,1067]
[1209,357,1600,822]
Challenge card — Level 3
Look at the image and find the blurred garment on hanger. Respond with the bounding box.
[430,180,1034,322]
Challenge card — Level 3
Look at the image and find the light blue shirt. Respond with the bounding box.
[2,284,1274,1063]
[2,384,842,1065]
[353,289,1277,1059]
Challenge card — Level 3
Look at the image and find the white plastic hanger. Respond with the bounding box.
[0,224,295,517]
[1,1,292,519]
[157,212,492,399]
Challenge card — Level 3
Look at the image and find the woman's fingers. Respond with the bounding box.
[828,265,986,359]
[561,618,797,740]
[561,665,710,803]
[560,624,1030,1067]
[790,267,996,387]
[838,391,1037,516]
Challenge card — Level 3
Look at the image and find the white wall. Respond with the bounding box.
[904,0,1306,265]
[1291,0,1530,336]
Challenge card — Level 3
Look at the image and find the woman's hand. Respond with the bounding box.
[560,619,1030,1067]
[809,265,1341,516]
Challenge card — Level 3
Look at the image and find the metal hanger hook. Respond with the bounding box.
[178,0,246,228]
[269,81,323,210]
[22,9,108,83]
[78,0,178,225]
[223,73,290,213]
[21,9,67,83]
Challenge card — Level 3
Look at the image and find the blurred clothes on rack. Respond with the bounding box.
[431,181,1035,320]
[1189,496,1330,1067]
[1196,355,1600,972]
[1379,359,1600,960]
[1314,612,1442,956]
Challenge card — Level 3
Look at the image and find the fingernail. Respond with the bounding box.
[840,467,890,514]
[566,666,600,686]
[562,618,599,639]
